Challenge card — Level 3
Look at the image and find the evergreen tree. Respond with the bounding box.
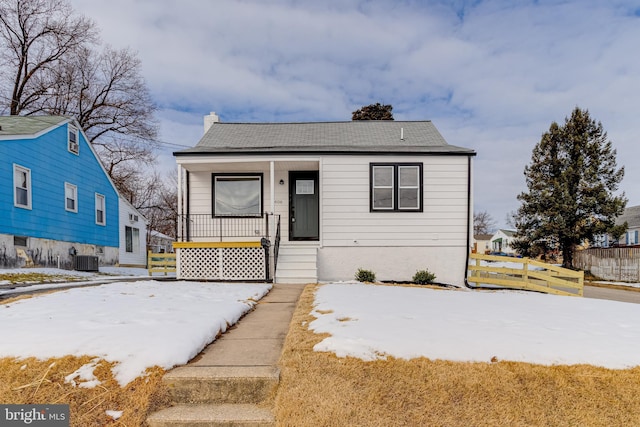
[352,103,394,120]
[513,107,626,267]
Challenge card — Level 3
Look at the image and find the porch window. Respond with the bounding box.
[370,163,422,212]
[212,173,263,216]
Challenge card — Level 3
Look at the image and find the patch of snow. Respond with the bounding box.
[65,359,102,388]
[0,280,271,386]
[310,283,640,369]
[105,410,123,420]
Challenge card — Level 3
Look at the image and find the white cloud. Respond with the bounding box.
[69,0,640,227]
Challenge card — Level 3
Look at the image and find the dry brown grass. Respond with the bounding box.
[275,284,640,426]
[0,356,170,426]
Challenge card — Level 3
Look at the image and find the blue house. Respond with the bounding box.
[0,116,121,268]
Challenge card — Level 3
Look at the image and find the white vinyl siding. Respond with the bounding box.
[118,196,148,266]
[322,156,469,247]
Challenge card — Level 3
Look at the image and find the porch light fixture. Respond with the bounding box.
[279,179,285,185]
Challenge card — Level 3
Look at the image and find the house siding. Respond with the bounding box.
[181,154,471,285]
[321,155,469,247]
[0,123,119,247]
[118,198,148,267]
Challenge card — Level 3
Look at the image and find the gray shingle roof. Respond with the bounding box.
[0,116,69,137]
[616,205,640,228]
[175,121,475,156]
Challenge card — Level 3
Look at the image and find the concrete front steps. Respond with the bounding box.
[275,244,318,284]
[146,284,306,427]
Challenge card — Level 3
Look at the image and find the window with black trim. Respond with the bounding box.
[212,173,263,217]
[370,163,423,212]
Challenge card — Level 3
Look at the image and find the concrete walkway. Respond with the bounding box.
[147,282,306,427]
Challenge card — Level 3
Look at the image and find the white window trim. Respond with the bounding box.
[95,193,106,225]
[398,165,421,210]
[68,125,79,155]
[372,165,395,210]
[65,182,78,213]
[125,226,140,253]
[13,164,32,210]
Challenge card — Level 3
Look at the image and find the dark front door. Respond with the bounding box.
[289,171,319,240]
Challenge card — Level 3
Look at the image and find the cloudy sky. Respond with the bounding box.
[70,0,640,229]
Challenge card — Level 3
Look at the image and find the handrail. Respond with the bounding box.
[177,213,277,241]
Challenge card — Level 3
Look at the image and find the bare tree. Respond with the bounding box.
[0,0,160,201]
[40,46,158,143]
[473,210,497,235]
[0,0,98,114]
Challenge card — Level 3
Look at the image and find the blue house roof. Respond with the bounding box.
[0,116,120,247]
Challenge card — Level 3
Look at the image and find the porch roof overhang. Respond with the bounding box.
[175,155,321,172]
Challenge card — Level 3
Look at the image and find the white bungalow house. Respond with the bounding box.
[490,229,517,255]
[173,113,476,285]
[118,197,148,267]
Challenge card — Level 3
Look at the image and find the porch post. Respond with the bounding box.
[270,161,275,240]
[177,164,183,240]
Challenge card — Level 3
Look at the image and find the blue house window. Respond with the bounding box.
[95,193,106,225]
[65,183,78,212]
[13,164,32,209]
[68,125,79,155]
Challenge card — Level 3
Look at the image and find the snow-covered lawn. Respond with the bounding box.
[0,280,271,386]
[311,282,640,369]
[2,268,640,393]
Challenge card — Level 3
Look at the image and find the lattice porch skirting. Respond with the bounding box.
[177,246,266,280]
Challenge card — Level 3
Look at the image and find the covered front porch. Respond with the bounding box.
[174,158,320,282]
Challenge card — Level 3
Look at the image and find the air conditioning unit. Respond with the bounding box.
[69,141,79,154]
[129,213,139,222]
[74,255,99,272]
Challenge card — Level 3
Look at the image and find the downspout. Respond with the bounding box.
[464,155,474,289]
[463,156,523,292]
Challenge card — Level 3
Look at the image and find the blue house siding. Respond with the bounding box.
[0,122,119,247]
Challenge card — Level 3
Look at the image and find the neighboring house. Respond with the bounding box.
[173,113,476,285]
[616,205,640,246]
[118,197,149,267]
[490,229,517,255]
[592,204,640,247]
[0,115,146,269]
[473,233,492,254]
[149,230,175,253]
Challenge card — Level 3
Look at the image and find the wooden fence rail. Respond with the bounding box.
[148,251,176,276]
[468,253,583,297]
